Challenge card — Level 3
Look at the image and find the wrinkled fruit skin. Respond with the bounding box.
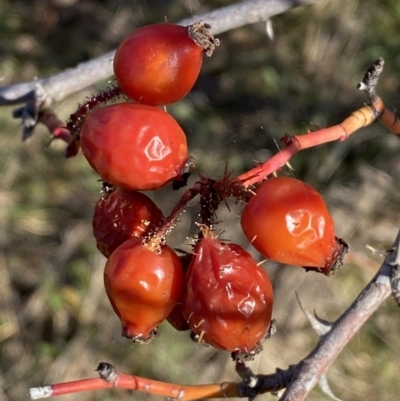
[113,23,203,106]
[182,237,274,353]
[81,103,189,191]
[241,177,339,270]
[93,189,164,258]
[104,238,184,341]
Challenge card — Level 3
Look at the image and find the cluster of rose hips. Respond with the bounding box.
[67,21,347,361]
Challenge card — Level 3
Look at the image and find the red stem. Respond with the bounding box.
[52,378,113,395]
[152,181,202,240]
[235,125,345,187]
[236,105,376,187]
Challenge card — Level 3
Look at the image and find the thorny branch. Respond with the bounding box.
[28,195,393,393]
[278,232,398,401]
[27,230,400,401]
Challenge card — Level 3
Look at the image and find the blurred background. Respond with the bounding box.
[1,0,400,400]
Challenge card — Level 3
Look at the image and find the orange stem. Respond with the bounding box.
[29,371,240,400]
[117,373,240,400]
[51,378,113,396]
[372,97,400,136]
[236,104,376,187]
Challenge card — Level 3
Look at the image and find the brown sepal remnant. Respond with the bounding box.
[189,21,220,57]
[325,236,350,276]
[122,328,158,345]
[302,236,350,277]
[232,319,276,362]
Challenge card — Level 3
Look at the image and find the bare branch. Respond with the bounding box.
[0,0,319,106]
[278,231,399,401]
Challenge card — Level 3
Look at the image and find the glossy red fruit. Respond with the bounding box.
[104,238,184,343]
[113,23,204,106]
[80,103,189,191]
[241,177,340,271]
[182,237,274,354]
[93,189,164,258]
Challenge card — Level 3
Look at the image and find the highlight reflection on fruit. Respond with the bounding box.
[241,176,341,272]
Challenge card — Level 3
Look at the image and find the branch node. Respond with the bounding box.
[96,362,119,383]
[244,376,259,389]
[236,361,261,400]
[275,365,297,389]
[12,81,51,141]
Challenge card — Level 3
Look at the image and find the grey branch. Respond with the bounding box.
[0,0,319,106]
[278,231,399,401]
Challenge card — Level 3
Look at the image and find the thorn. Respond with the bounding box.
[366,244,390,257]
[265,19,274,41]
[390,245,400,267]
[223,196,231,212]
[257,259,268,266]
[285,161,295,171]
[273,137,284,149]
[295,292,332,336]
[319,375,343,401]
[96,362,118,382]
[312,310,334,335]
[273,389,285,398]
[266,319,277,338]
[389,230,400,305]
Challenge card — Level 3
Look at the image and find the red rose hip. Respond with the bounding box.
[241,177,341,272]
[80,103,189,191]
[113,22,217,105]
[104,238,184,342]
[182,236,274,355]
[93,189,164,257]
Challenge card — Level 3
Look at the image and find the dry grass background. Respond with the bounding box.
[1,0,400,400]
